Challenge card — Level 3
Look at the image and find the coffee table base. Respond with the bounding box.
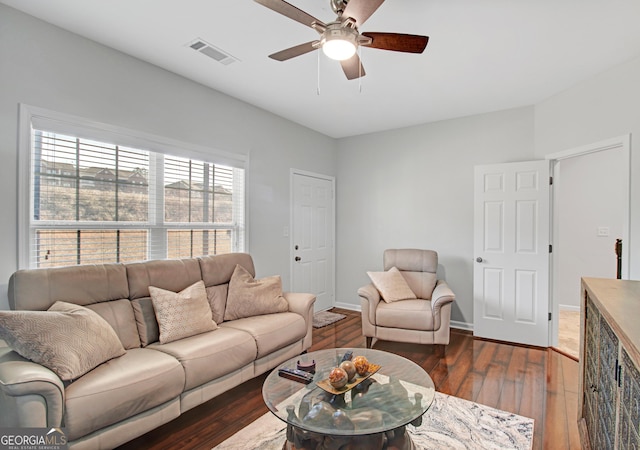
[284,424,416,450]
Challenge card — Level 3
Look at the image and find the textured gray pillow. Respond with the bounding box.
[149,280,217,344]
[131,297,160,346]
[0,301,126,381]
[224,264,289,321]
[367,266,417,303]
[206,283,228,324]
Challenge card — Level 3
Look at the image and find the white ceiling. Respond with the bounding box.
[3,0,640,138]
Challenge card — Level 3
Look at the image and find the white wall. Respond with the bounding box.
[335,107,535,325]
[554,149,626,309]
[0,5,337,310]
[535,55,640,280]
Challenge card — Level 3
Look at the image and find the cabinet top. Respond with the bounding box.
[582,277,640,364]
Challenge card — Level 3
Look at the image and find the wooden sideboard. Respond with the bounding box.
[579,277,640,449]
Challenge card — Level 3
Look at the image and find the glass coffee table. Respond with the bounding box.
[262,348,435,450]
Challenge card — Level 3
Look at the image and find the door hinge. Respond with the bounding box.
[549,176,553,185]
[549,244,553,253]
[548,312,552,321]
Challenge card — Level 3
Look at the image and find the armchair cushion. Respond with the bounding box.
[367,267,417,303]
[376,299,435,331]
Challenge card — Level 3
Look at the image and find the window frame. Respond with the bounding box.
[18,104,248,269]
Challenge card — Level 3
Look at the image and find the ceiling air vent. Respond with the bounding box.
[188,39,239,66]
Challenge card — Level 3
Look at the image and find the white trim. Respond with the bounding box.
[290,169,336,307]
[545,134,631,279]
[22,104,247,168]
[333,302,474,332]
[334,301,360,311]
[559,304,580,312]
[17,105,33,269]
[18,103,249,269]
[450,320,474,332]
[544,135,629,161]
[545,134,631,347]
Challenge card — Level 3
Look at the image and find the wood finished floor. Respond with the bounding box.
[117,309,581,450]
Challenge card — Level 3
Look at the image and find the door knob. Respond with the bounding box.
[295,256,301,262]
[476,257,483,263]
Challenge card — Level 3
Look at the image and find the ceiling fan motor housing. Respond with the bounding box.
[331,0,349,15]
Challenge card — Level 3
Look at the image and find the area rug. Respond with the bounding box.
[213,392,534,449]
[312,311,346,328]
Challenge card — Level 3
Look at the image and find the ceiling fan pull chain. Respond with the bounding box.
[317,47,321,96]
[358,45,363,94]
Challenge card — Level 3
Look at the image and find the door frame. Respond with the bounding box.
[544,134,631,346]
[290,168,336,309]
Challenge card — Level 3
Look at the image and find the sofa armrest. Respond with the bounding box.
[284,292,316,350]
[431,280,455,314]
[358,284,381,326]
[0,347,65,428]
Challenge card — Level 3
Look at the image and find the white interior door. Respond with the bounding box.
[473,160,551,347]
[292,171,335,311]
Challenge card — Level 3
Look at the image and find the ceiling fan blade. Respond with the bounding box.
[269,41,318,61]
[254,0,324,29]
[343,0,385,26]
[361,32,429,53]
[340,54,366,80]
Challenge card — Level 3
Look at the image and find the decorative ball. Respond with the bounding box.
[353,356,369,376]
[329,367,349,389]
[339,360,357,381]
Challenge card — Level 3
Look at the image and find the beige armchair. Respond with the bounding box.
[358,249,455,350]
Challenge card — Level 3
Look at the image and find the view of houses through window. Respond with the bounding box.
[30,130,244,268]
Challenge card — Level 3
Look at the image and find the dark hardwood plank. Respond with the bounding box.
[118,308,580,450]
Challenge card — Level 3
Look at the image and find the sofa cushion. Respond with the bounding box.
[206,283,228,324]
[0,301,126,381]
[131,297,159,346]
[86,299,141,349]
[225,265,288,321]
[367,267,417,303]
[376,299,435,331]
[220,312,306,359]
[148,327,257,391]
[198,253,255,286]
[8,263,129,311]
[150,281,217,344]
[126,258,202,300]
[63,348,184,441]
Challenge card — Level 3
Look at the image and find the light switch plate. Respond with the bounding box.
[597,227,610,237]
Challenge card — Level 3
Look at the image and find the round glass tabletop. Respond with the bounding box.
[262,348,435,437]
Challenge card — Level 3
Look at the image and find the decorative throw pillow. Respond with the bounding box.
[0,301,126,381]
[206,284,229,324]
[367,266,417,303]
[131,297,160,347]
[224,264,289,321]
[149,280,217,344]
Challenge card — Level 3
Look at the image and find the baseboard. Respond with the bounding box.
[333,302,474,332]
[559,304,580,312]
[451,320,474,331]
[333,302,361,311]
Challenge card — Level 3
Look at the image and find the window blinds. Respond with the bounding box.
[29,129,245,268]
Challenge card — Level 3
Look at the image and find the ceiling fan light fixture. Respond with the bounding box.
[322,38,356,60]
[319,23,358,61]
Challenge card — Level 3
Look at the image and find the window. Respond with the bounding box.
[20,107,246,269]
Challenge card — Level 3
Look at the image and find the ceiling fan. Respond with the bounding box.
[254,0,429,80]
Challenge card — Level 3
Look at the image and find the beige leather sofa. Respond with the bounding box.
[0,253,315,449]
[358,249,455,349]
